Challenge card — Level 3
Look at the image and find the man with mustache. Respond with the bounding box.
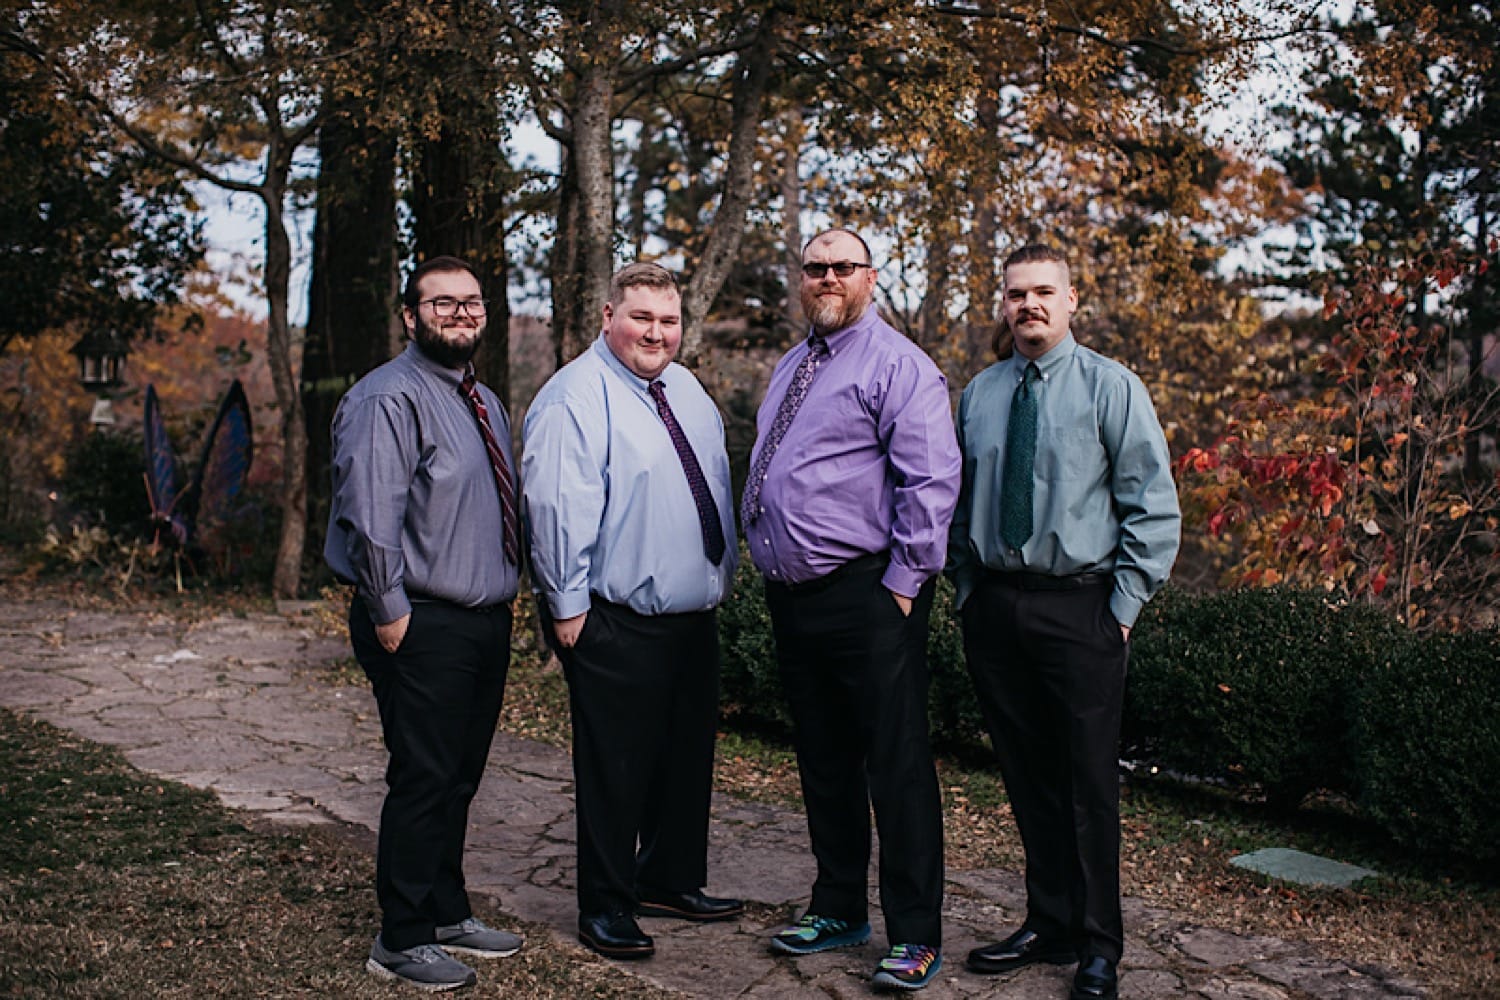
[948,245,1180,1000]
[746,229,960,991]
[326,255,524,991]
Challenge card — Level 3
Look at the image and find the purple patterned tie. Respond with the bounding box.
[740,334,829,526]
[460,367,520,566]
[648,380,726,566]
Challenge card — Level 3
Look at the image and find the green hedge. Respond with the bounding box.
[1353,629,1500,864]
[718,552,1500,862]
[1125,586,1405,809]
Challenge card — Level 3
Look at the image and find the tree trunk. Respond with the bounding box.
[560,58,618,364]
[680,14,779,363]
[261,168,308,599]
[778,106,806,341]
[303,0,400,557]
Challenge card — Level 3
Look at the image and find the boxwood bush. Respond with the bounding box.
[1125,586,1405,809]
[1353,629,1500,864]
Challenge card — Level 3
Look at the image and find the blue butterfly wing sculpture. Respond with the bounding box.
[142,380,253,554]
[189,379,254,554]
[143,385,191,546]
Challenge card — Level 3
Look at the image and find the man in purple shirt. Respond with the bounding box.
[745,228,961,992]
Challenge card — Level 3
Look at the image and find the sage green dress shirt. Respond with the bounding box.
[947,333,1181,626]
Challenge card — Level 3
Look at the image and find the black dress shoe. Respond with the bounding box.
[966,927,1076,974]
[637,887,745,922]
[578,911,654,960]
[1070,956,1119,1000]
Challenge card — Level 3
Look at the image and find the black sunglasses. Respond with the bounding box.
[801,261,874,279]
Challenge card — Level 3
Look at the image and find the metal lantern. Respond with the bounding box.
[70,328,129,426]
[71,328,129,391]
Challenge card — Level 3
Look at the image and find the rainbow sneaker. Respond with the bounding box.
[872,943,942,991]
[769,914,872,955]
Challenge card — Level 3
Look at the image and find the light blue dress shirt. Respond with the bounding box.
[522,335,738,619]
[947,333,1181,626]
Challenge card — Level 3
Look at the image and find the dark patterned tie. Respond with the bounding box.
[1000,362,1042,550]
[460,367,520,566]
[648,380,726,566]
[740,335,829,526]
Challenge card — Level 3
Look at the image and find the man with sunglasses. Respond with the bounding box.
[326,255,524,991]
[745,229,960,991]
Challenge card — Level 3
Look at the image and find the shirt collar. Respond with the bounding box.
[592,333,667,394]
[1009,331,1077,379]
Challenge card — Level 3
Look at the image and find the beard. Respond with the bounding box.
[801,281,872,334]
[412,314,483,368]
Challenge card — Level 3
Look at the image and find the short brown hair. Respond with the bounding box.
[1002,244,1069,273]
[403,255,481,309]
[609,262,679,304]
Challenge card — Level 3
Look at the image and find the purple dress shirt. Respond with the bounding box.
[744,305,961,597]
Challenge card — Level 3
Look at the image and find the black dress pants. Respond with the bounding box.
[554,597,720,918]
[765,556,944,947]
[350,597,511,951]
[961,573,1128,961]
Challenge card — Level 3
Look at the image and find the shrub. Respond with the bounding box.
[59,429,150,534]
[1353,629,1500,864]
[717,547,791,735]
[1126,586,1405,809]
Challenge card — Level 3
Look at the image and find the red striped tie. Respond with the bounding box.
[460,367,520,565]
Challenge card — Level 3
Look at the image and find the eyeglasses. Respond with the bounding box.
[801,261,874,280]
[418,297,489,317]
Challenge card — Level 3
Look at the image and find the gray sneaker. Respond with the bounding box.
[367,936,477,992]
[436,917,524,958]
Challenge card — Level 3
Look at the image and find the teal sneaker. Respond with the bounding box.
[873,944,942,991]
[769,914,872,955]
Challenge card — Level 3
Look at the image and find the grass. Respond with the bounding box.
[0,708,674,999]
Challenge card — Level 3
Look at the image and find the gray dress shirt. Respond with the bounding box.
[325,342,519,624]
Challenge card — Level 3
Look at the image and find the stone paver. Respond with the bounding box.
[0,602,1428,998]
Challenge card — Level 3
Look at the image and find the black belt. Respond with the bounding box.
[983,569,1111,591]
[769,551,888,594]
[408,593,511,614]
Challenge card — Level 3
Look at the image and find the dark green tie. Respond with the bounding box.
[1001,362,1041,550]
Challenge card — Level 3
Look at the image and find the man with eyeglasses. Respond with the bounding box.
[326,255,524,991]
[523,262,741,961]
[745,229,960,991]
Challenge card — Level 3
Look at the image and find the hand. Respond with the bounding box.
[1120,624,1131,643]
[553,612,587,648]
[376,614,410,653]
[889,589,913,617]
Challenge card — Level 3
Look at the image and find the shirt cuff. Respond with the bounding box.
[881,563,927,601]
[365,584,412,626]
[1110,587,1144,629]
[548,588,593,620]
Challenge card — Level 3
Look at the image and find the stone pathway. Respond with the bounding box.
[0,601,1427,999]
